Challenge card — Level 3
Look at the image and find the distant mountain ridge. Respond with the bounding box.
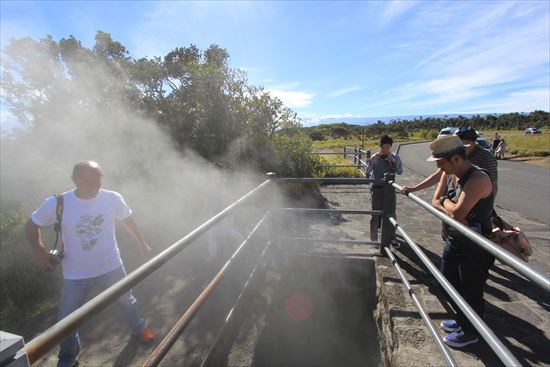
[302,113,511,127]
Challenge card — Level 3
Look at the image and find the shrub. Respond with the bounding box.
[0,210,61,330]
[268,131,320,177]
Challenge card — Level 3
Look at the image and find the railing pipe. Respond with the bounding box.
[22,178,274,365]
[387,216,520,366]
[383,246,457,367]
[276,208,382,215]
[392,181,550,291]
[199,238,273,367]
[380,173,396,255]
[277,177,382,185]
[280,236,379,246]
[141,213,270,367]
[312,152,358,155]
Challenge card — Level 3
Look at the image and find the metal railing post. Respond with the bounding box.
[354,147,358,166]
[343,146,346,159]
[358,149,362,170]
[380,172,396,255]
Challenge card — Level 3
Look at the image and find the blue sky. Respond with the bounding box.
[1,1,549,127]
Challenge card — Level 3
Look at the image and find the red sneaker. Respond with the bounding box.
[137,327,156,343]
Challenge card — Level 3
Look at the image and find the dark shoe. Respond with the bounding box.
[444,330,479,348]
[440,319,461,332]
[136,327,156,343]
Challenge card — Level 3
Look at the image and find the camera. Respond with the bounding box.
[49,249,63,264]
[379,154,389,160]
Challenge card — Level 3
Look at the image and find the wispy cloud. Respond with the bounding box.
[328,86,362,98]
[380,1,418,26]
[463,88,550,113]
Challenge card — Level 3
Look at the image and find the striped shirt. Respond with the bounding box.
[469,145,498,183]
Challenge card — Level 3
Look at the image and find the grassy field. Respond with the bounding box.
[312,129,550,157]
[480,129,550,157]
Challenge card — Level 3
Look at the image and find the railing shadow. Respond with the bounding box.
[392,239,549,366]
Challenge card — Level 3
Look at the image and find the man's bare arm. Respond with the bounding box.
[121,216,152,259]
[25,219,59,271]
[448,172,492,222]
[401,168,443,194]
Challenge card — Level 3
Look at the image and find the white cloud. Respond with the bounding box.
[267,88,314,108]
[300,113,359,126]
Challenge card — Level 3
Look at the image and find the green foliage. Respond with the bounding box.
[0,210,61,330]
[267,130,319,177]
[1,32,307,170]
[315,156,363,178]
[1,32,318,328]
[417,129,439,140]
[302,112,549,142]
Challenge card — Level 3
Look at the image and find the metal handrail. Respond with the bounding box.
[199,229,274,367]
[383,246,457,367]
[278,177,381,185]
[141,213,270,367]
[21,178,274,364]
[391,181,550,291]
[387,216,520,366]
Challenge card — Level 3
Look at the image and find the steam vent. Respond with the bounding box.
[10,173,549,367]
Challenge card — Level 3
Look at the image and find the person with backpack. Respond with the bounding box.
[25,161,155,367]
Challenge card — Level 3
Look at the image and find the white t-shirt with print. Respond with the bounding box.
[31,189,133,280]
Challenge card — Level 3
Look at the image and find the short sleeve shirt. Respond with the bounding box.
[31,189,132,279]
[469,145,498,183]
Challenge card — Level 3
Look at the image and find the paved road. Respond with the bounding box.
[398,142,550,225]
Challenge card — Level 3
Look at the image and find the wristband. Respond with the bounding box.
[439,195,448,206]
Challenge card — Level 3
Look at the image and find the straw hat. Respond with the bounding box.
[427,135,466,161]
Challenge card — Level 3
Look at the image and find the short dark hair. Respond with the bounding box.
[379,134,393,146]
[456,126,478,141]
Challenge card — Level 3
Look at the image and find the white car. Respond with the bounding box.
[437,127,458,139]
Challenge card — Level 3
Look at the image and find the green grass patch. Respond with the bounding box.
[314,155,364,178]
[312,128,549,158]
[481,129,550,157]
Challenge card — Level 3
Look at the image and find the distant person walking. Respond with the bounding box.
[428,136,495,348]
[495,139,507,160]
[366,135,403,243]
[492,132,501,154]
[25,161,155,367]
[401,126,498,196]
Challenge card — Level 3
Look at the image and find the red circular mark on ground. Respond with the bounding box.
[284,292,314,321]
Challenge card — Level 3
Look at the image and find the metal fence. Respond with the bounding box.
[313,146,370,176]
[3,168,549,367]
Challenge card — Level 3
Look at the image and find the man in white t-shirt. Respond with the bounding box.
[25,161,155,367]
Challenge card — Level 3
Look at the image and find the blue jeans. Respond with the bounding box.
[56,266,145,367]
[440,239,489,334]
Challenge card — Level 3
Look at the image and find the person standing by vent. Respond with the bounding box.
[25,161,155,367]
[366,135,403,243]
[401,126,498,196]
[428,136,494,348]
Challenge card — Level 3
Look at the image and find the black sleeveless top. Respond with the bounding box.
[444,165,494,239]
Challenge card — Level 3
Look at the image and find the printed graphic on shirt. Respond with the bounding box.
[76,214,104,251]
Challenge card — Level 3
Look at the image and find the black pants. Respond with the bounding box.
[370,186,396,241]
[440,239,492,334]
